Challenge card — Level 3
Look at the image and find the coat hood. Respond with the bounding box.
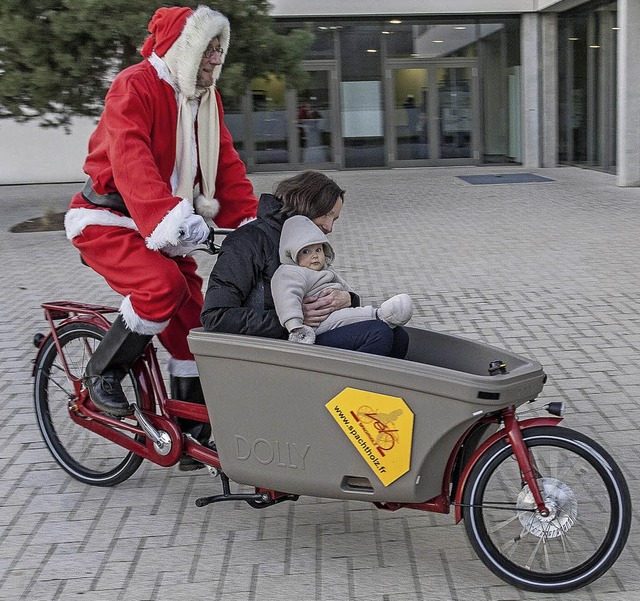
[257,193,285,227]
[279,215,335,266]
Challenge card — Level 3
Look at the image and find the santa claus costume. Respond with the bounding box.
[64,5,257,467]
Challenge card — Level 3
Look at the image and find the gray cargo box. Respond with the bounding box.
[188,326,546,503]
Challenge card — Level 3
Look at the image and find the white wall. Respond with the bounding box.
[269,0,590,15]
[617,0,640,186]
[269,0,538,17]
[521,13,541,168]
[0,118,94,184]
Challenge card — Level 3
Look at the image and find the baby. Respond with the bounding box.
[271,215,413,344]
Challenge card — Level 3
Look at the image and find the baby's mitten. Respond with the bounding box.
[288,325,316,344]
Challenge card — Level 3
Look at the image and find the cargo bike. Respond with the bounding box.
[32,233,631,594]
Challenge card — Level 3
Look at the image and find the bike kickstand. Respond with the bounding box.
[195,473,271,508]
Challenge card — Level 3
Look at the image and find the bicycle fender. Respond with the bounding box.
[453,417,563,523]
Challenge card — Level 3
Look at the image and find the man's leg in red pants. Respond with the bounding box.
[155,256,215,470]
[157,254,203,371]
[73,226,200,422]
[74,225,192,334]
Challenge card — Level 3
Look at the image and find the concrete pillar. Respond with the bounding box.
[521,13,541,168]
[540,13,558,168]
[617,0,640,186]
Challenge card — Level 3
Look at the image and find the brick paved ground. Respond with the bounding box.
[1,166,639,600]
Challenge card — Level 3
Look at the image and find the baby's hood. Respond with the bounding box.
[279,215,335,266]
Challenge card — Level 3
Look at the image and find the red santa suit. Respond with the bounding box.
[65,6,257,377]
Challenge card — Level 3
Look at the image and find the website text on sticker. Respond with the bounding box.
[326,387,414,486]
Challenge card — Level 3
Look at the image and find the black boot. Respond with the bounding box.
[84,315,152,417]
[171,375,214,471]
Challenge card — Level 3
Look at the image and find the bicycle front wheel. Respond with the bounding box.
[34,321,144,486]
[462,426,631,593]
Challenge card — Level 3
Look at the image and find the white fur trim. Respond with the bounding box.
[194,194,220,220]
[167,358,200,378]
[145,198,194,251]
[64,207,137,240]
[162,7,230,98]
[238,216,256,227]
[119,296,169,336]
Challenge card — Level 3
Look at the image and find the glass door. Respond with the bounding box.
[393,68,429,160]
[297,68,337,167]
[558,7,617,172]
[437,66,473,159]
[248,67,339,170]
[251,75,290,166]
[389,60,479,165]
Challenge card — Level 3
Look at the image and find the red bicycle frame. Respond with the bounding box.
[376,410,562,518]
[35,301,222,471]
[36,301,560,514]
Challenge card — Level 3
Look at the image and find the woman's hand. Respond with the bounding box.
[302,288,351,327]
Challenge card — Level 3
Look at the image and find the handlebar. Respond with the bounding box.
[201,227,235,255]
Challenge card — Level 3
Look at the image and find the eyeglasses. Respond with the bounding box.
[203,46,224,59]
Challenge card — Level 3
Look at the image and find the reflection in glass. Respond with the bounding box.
[341,80,384,168]
[386,23,479,58]
[306,26,336,59]
[393,68,429,160]
[252,75,288,165]
[479,20,521,163]
[559,6,616,172]
[341,26,385,167]
[221,93,247,163]
[275,22,336,59]
[438,67,472,159]
[298,71,331,164]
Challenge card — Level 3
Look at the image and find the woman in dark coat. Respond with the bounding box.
[202,170,408,358]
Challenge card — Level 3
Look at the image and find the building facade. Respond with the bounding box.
[222,0,638,186]
[1,0,638,185]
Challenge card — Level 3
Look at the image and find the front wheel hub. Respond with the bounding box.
[516,477,578,538]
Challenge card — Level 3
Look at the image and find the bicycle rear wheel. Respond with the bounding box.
[462,426,631,592]
[34,321,144,486]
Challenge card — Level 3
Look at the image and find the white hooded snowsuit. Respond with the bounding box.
[271,216,378,335]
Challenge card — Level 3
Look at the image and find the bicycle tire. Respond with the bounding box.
[462,426,631,592]
[34,321,144,486]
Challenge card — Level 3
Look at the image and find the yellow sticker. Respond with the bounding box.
[326,387,413,486]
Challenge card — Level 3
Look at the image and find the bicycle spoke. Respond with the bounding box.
[43,365,76,397]
[542,538,551,572]
[500,527,530,559]
[524,534,544,570]
[488,512,520,534]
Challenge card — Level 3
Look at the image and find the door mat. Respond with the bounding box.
[457,173,555,185]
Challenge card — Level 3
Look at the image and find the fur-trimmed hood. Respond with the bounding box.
[279,215,335,266]
[144,6,230,99]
